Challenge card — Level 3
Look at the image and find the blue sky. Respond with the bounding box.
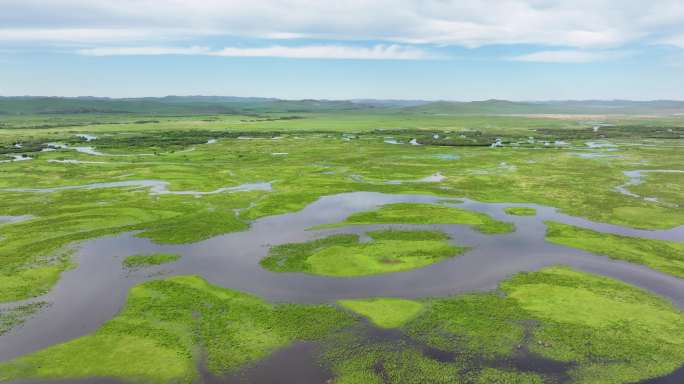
[1,0,684,100]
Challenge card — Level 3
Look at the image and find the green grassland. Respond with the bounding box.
[0,276,354,383]
[0,105,683,383]
[261,230,465,276]
[313,203,515,234]
[546,221,684,279]
[338,298,425,328]
[122,253,180,269]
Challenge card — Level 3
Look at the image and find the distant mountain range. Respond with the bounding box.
[402,99,684,115]
[1,96,683,115]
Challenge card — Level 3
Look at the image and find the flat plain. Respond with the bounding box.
[0,98,683,384]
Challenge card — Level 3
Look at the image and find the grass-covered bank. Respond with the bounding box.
[338,298,425,328]
[0,276,354,383]
[262,229,466,276]
[332,267,684,384]
[313,203,515,234]
[545,221,684,279]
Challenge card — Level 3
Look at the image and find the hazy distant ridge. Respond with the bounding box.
[0,96,683,115]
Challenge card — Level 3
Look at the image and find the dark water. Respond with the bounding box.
[638,365,684,384]
[215,343,332,384]
[1,192,684,383]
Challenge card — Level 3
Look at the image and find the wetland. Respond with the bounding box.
[0,104,683,383]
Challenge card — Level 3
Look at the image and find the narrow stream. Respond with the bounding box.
[614,169,684,203]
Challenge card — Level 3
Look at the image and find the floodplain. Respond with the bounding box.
[0,98,683,384]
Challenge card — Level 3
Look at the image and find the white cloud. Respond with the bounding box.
[0,28,158,43]
[78,44,434,60]
[79,46,212,56]
[662,34,684,48]
[509,50,629,63]
[1,1,684,50]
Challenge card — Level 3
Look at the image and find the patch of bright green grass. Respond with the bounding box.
[338,298,424,328]
[545,221,684,279]
[504,207,537,216]
[501,267,684,383]
[122,253,180,269]
[137,210,249,244]
[0,276,354,383]
[313,203,515,234]
[0,266,66,303]
[261,229,466,277]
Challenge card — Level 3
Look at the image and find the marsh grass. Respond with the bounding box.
[504,207,537,216]
[122,253,180,269]
[2,267,683,384]
[1,120,682,304]
[261,229,466,277]
[324,267,684,384]
[545,221,684,279]
[0,302,47,337]
[312,203,515,234]
[338,298,425,328]
[0,276,354,383]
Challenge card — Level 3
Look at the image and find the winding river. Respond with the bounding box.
[1,191,684,365]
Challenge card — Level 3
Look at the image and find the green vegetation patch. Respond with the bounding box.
[122,253,180,269]
[314,203,515,234]
[137,210,249,244]
[407,292,526,358]
[406,267,684,384]
[338,298,424,328]
[261,229,466,277]
[545,221,684,279]
[0,276,354,383]
[326,267,684,384]
[325,341,462,384]
[504,207,537,216]
[502,267,684,383]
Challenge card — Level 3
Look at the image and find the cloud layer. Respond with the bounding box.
[2,0,684,49]
[510,50,630,63]
[77,44,434,60]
